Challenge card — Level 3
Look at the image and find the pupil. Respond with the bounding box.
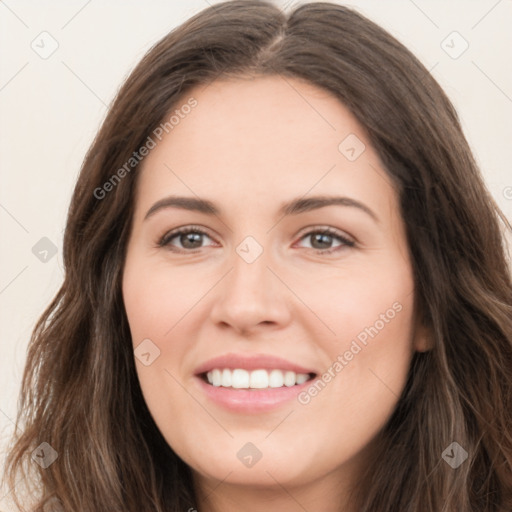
[182,232,202,249]
[312,233,332,249]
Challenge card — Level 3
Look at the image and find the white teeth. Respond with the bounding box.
[205,369,311,389]
[249,369,268,388]
[268,369,284,388]
[284,371,296,387]
[295,373,309,385]
[232,369,250,388]
[221,368,232,387]
[212,369,222,387]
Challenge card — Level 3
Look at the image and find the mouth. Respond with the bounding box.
[200,368,317,390]
[193,353,318,412]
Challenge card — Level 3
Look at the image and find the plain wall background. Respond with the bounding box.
[1,0,511,504]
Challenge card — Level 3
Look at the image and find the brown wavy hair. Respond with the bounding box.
[3,1,512,511]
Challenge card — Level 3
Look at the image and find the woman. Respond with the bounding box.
[4,1,512,511]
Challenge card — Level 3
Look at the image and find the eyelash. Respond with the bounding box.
[157,225,355,255]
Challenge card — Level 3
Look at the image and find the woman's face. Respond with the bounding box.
[122,75,428,497]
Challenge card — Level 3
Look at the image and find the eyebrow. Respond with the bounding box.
[143,194,379,223]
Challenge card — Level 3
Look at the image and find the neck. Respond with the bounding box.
[195,476,352,512]
[190,454,371,512]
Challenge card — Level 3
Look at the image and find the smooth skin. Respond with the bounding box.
[122,75,430,512]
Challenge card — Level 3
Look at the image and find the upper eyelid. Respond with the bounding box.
[296,225,352,239]
[162,225,217,241]
[161,225,350,238]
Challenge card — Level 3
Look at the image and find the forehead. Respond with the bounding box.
[155,75,361,165]
[134,75,395,219]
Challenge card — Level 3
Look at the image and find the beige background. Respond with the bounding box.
[1,0,511,504]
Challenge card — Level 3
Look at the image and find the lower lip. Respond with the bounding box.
[194,375,314,413]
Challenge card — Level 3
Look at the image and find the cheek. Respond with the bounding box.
[122,256,200,342]
[295,260,414,354]
[122,257,206,433]
[292,302,414,471]
[295,260,415,432]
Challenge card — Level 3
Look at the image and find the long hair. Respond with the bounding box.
[3,1,512,510]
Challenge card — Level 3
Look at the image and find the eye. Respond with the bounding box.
[157,225,355,254]
[295,227,355,254]
[158,226,217,252]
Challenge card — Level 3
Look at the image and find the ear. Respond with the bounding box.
[412,307,434,352]
[409,293,434,352]
[412,312,433,352]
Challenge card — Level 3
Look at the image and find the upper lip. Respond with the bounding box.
[194,353,317,376]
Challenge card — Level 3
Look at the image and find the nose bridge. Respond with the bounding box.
[229,234,273,300]
[209,233,290,331]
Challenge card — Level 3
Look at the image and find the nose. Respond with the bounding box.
[209,242,292,335]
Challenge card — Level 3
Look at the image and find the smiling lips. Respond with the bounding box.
[195,353,317,393]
